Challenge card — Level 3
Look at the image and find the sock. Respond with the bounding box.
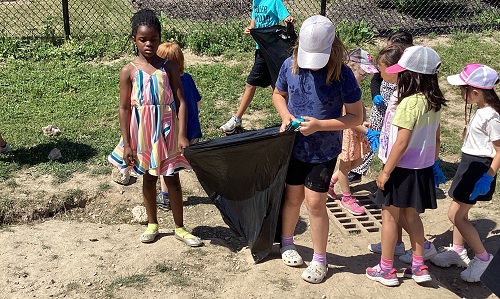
[145,223,158,233]
[380,257,393,271]
[396,241,404,246]
[342,192,351,198]
[452,244,464,253]
[281,236,294,247]
[161,191,169,196]
[412,254,424,268]
[424,241,431,250]
[312,252,327,267]
[330,178,337,185]
[476,251,490,262]
[233,115,242,122]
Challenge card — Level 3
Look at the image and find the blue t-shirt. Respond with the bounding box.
[275,57,362,163]
[252,0,290,49]
[181,73,202,141]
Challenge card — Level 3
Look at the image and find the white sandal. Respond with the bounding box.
[301,261,327,284]
[280,244,304,267]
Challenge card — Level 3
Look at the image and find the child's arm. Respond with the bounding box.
[299,101,363,136]
[166,60,189,152]
[487,139,500,176]
[245,19,256,35]
[376,127,411,190]
[273,88,294,132]
[118,64,134,166]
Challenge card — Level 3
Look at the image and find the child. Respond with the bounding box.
[328,48,378,216]
[367,44,439,263]
[108,9,202,247]
[155,42,202,213]
[273,15,363,283]
[348,30,413,184]
[0,133,11,154]
[366,45,446,286]
[220,0,295,134]
[431,64,500,282]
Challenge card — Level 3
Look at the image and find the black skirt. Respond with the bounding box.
[375,166,437,213]
[448,152,496,204]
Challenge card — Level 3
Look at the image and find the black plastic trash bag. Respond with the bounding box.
[250,23,297,85]
[184,127,295,262]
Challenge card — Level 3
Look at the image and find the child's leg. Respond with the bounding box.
[402,207,425,257]
[337,160,352,194]
[281,184,305,239]
[235,83,257,118]
[163,174,183,228]
[143,172,159,224]
[160,176,169,194]
[449,200,485,255]
[304,188,329,255]
[381,205,401,261]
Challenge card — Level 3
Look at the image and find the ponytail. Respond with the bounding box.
[483,89,500,114]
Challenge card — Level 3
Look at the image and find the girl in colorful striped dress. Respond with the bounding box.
[108,9,202,246]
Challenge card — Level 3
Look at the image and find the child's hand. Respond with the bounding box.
[470,173,494,200]
[178,136,190,155]
[363,121,372,128]
[123,145,135,167]
[376,171,390,190]
[283,16,296,24]
[280,114,295,132]
[365,129,380,152]
[373,95,385,107]
[432,158,446,187]
[244,26,253,35]
[297,116,317,136]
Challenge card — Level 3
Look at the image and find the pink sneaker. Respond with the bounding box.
[366,265,399,286]
[403,264,432,283]
[327,184,337,199]
[340,195,365,215]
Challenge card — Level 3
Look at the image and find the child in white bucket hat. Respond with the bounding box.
[431,64,500,282]
[366,45,446,286]
[273,15,364,283]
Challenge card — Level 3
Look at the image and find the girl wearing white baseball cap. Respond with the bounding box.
[431,64,500,282]
[273,15,364,283]
[366,45,447,286]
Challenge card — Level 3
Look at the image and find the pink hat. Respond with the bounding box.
[447,64,499,90]
[386,45,441,75]
[348,48,379,74]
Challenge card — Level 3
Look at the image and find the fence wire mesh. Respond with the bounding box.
[0,0,499,39]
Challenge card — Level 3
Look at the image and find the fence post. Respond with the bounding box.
[320,0,326,16]
[62,0,70,39]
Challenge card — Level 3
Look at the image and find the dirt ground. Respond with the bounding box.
[1,46,500,299]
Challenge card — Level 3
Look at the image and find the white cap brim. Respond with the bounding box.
[447,74,467,86]
[297,46,331,69]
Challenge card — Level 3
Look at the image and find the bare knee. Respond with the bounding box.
[163,174,181,192]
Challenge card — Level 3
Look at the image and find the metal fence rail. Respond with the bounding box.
[0,0,499,39]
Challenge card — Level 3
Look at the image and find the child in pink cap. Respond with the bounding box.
[365,45,446,286]
[431,64,500,282]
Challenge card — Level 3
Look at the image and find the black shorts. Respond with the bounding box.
[285,156,337,192]
[448,153,496,204]
[375,166,437,213]
[246,49,272,88]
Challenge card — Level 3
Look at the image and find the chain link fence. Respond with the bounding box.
[0,0,499,39]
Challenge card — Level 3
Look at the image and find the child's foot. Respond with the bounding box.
[0,143,11,154]
[368,242,406,256]
[399,242,438,264]
[140,223,159,243]
[175,227,203,247]
[280,244,304,267]
[460,254,493,282]
[156,193,170,211]
[403,265,432,283]
[430,245,470,268]
[327,184,337,199]
[220,116,242,134]
[340,195,365,216]
[366,264,399,286]
[301,261,327,284]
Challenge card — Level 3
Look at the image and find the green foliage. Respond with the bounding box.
[336,20,375,48]
[390,0,438,11]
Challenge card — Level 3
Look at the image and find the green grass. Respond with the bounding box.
[0,32,499,185]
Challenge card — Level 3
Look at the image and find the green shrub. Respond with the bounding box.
[336,20,375,48]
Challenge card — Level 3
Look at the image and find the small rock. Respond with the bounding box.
[42,125,62,137]
[48,148,62,161]
[86,282,92,286]
[322,296,327,299]
[131,205,148,224]
[89,238,98,242]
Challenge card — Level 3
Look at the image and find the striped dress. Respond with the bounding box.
[108,60,191,176]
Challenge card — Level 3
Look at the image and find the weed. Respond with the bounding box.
[106,274,149,295]
[4,179,18,189]
[183,248,208,257]
[98,183,111,192]
[50,254,59,261]
[170,275,191,287]
[336,20,374,48]
[155,262,173,273]
[66,282,79,291]
[91,166,112,176]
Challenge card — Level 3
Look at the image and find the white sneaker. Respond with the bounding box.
[219,116,242,133]
[398,242,438,264]
[0,143,11,154]
[368,242,406,256]
[430,245,470,268]
[460,254,493,282]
